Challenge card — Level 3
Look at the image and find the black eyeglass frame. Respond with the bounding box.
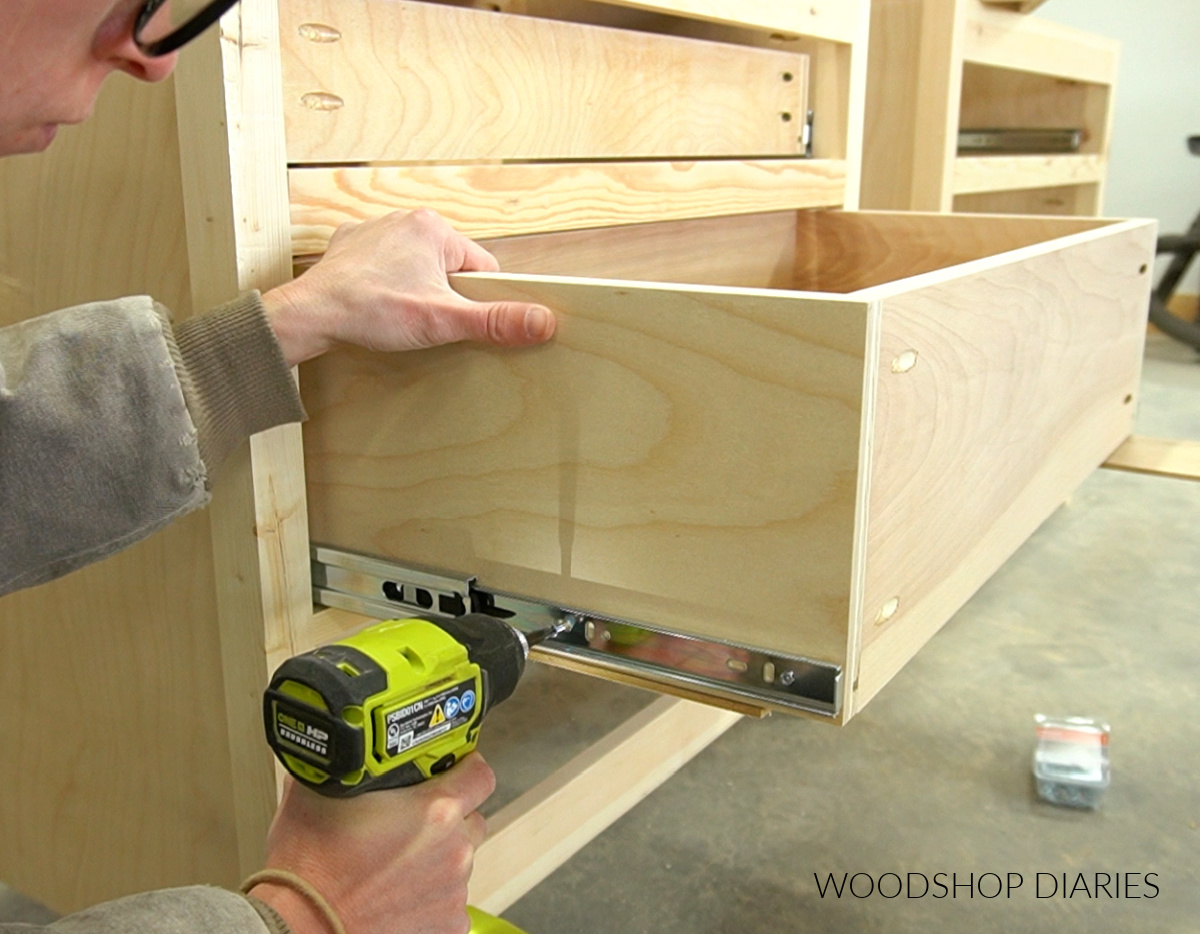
[134,0,241,57]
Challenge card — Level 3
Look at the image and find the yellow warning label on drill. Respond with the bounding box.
[381,678,476,758]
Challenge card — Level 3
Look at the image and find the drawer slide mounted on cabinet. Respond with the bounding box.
[312,545,843,718]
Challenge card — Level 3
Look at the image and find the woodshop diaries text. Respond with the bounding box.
[813,872,1160,899]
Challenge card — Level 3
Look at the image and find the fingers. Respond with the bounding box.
[465,301,557,346]
[454,236,502,275]
[408,207,499,274]
[463,810,489,852]
[425,751,496,814]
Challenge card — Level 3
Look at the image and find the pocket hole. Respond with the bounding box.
[892,350,919,373]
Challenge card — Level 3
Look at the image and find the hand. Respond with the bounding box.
[262,209,555,366]
[250,752,496,934]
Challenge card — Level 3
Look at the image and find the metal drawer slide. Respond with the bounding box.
[312,545,842,717]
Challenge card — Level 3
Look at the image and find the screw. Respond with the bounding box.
[779,670,796,686]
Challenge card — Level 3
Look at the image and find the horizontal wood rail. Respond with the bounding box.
[953,154,1105,196]
[289,159,847,253]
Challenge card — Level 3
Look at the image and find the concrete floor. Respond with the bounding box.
[3,337,1196,931]
[485,334,1200,934]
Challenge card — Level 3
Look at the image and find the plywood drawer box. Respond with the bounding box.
[301,209,1153,723]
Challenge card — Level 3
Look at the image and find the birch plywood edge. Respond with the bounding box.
[279,0,807,163]
[849,219,1156,712]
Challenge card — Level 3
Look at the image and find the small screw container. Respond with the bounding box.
[1033,714,1111,810]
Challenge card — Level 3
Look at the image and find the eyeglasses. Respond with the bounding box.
[134,0,242,57]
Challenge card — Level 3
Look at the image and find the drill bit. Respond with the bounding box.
[522,616,575,647]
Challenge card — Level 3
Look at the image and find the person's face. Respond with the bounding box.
[0,0,178,156]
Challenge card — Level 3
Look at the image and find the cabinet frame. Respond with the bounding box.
[862,0,1118,215]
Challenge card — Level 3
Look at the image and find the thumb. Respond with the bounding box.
[461,301,556,346]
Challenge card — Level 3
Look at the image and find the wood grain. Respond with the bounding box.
[962,2,1119,84]
[953,183,1100,216]
[173,2,310,879]
[532,0,870,168]
[288,159,847,254]
[852,219,1155,712]
[302,265,871,666]
[279,0,807,163]
[953,154,1106,196]
[862,0,962,212]
[795,210,1108,293]
[860,0,922,211]
[477,210,803,287]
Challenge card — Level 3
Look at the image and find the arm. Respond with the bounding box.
[249,753,497,934]
[0,291,299,596]
[0,887,284,934]
[0,754,497,934]
[0,209,553,597]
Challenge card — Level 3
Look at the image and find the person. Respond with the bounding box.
[0,2,556,933]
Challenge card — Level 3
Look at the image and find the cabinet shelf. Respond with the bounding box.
[962,2,1118,85]
[953,153,1106,196]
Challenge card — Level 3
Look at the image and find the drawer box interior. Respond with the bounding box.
[301,209,1154,721]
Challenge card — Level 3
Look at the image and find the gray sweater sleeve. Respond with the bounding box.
[0,291,305,596]
[0,887,288,934]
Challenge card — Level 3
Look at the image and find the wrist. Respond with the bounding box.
[261,281,335,367]
[249,882,336,934]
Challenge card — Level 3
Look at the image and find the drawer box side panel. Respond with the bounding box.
[302,277,872,667]
[852,220,1156,712]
